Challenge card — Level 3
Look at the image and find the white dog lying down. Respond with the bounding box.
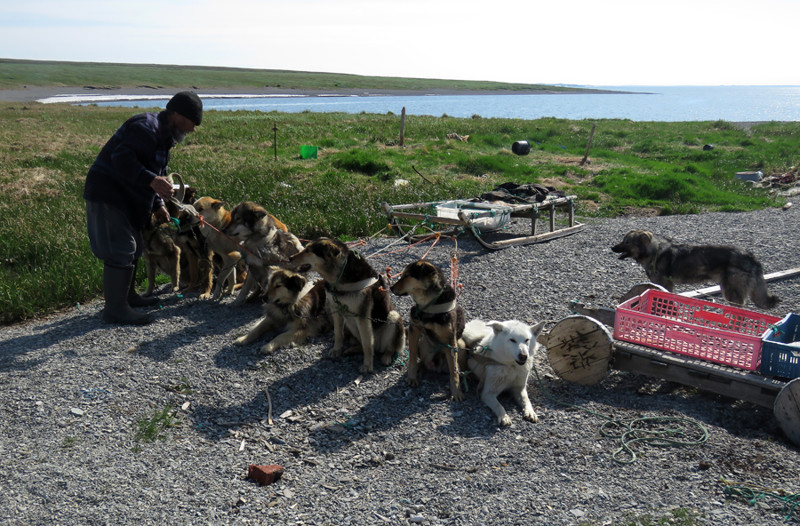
[461,319,546,426]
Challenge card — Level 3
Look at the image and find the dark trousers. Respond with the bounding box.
[85,200,143,269]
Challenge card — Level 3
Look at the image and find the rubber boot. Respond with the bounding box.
[102,264,153,325]
[128,259,159,308]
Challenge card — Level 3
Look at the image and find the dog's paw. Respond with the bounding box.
[329,346,344,358]
[498,415,513,427]
[359,363,374,374]
[381,353,394,366]
[260,343,277,354]
[343,345,362,356]
[451,390,465,402]
[523,410,539,423]
[199,292,212,300]
[406,376,419,387]
[233,336,247,346]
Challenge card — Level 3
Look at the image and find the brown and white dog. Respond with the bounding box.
[390,260,466,401]
[168,184,215,296]
[141,213,181,296]
[234,268,332,354]
[140,173,194,296]
[226,201,303,306]
[192,197,242,300]
[290,237,406,374]
[611,229,779,308]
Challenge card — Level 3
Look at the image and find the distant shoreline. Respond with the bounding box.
[0,85,632,103]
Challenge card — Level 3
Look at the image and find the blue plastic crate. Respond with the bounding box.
[760,313,800,379]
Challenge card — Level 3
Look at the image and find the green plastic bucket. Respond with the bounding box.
[300,145,318,159]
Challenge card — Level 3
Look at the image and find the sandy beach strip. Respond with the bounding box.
[0,85,615,103]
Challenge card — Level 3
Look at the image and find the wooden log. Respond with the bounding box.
[546,315,613,385]
[774,377,800,446]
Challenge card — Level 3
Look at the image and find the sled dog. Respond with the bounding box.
[611,229,779,308]
[234,268,332,354]
[226,201,303,306]
[291,237,405,373]
[461,319,546,426]
[391,260,466,401]
[192,197,242,300]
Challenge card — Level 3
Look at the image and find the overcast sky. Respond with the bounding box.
[2,0,797,86]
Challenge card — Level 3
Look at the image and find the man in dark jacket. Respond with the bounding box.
[84,91,203,325]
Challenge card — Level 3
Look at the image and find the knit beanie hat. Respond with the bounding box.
[166,91,203,125]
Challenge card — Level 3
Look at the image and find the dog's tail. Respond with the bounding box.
[750,275,780,309]
[752,289,780,309]
[462,319,490,349]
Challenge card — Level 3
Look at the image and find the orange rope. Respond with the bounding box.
[365,232,441,259]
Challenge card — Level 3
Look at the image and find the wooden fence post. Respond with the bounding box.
[581,122,597,166]
[400,107,406,147]
[272,123,278,161]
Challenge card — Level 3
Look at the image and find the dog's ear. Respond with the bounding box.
[313,239,341,259]
[184,187,198,204]
[530,321,546,340]
[211,199,224,211]
[488,321,505,335]
[287,273,306,291]
[424,261,447,289]
[269,213,289,232]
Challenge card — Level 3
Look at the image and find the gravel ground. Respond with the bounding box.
[2,207,800,525]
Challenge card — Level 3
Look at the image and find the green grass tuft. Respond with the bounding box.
[134,404,181,443]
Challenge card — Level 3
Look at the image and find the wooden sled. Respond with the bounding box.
[380,195,584,250]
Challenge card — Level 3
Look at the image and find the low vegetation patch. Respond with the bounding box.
[0,101,795,324]
[133,403,181,443]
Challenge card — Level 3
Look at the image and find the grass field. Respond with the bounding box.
[0,60,796,324]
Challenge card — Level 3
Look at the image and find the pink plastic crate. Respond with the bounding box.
[613,289,781,370]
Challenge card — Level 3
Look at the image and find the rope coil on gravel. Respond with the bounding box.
[532,364,709,463]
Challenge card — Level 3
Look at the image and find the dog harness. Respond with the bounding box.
[327,255,379,294]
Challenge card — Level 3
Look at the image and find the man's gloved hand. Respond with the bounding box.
[150,175,175,200]
[153,205,170,224]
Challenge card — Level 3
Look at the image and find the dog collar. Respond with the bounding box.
[468,350,504,367]
[418,299,457,314]
[330,276,378,293]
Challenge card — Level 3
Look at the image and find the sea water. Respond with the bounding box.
[77,85,800,122]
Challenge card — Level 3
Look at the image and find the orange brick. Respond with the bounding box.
[248,464,284,486]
